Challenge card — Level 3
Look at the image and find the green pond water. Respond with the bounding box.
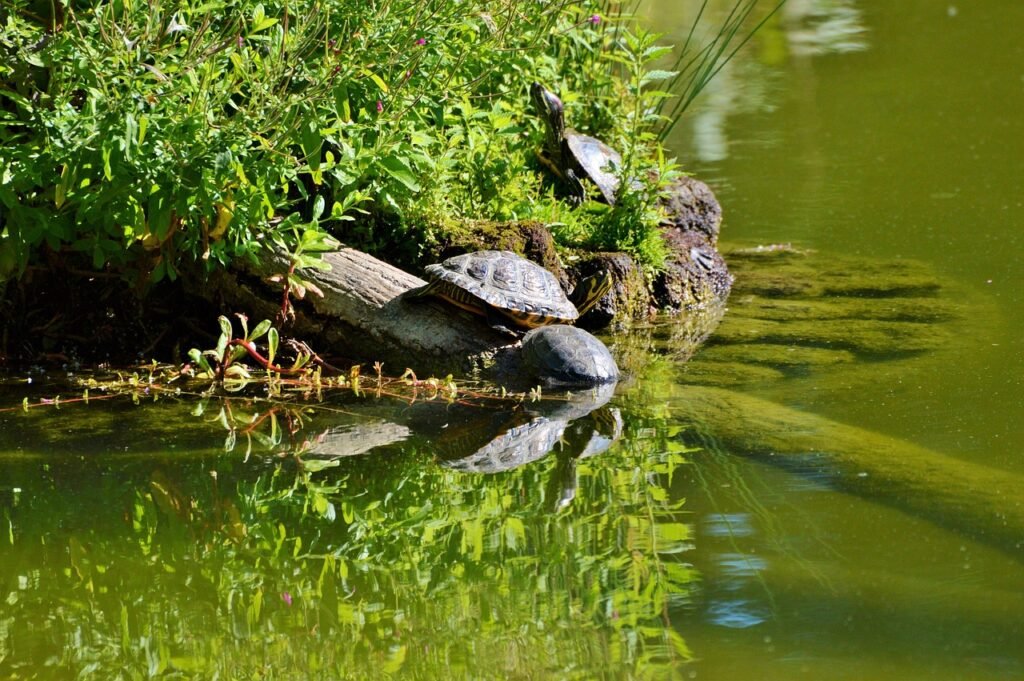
[2,1,1024,678]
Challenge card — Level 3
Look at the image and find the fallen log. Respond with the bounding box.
[205,246,518,379]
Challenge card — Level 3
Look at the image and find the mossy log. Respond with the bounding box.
[203,223,728,377]
[664,244,992,392]
[715,245,964,357]
[674,385,1024,559]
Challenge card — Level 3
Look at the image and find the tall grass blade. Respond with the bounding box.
[658,0,787,142]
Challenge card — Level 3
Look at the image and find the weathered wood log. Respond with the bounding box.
[205,246,518,378]
[672,385,1024,559]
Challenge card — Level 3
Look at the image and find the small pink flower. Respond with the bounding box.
[281,591,293,606]
[376,100,384,113]
[416,37,427,46]
[589,14,601,25]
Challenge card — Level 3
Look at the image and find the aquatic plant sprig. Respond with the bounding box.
[659,0,787,140]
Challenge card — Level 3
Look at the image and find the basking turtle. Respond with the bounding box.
[410,250,611,331]
[532,83,725,244]
[521,324,619,387]
[531,82,623,204]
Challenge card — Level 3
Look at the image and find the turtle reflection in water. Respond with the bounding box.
[410,250,619,387]
[419,384,622,510]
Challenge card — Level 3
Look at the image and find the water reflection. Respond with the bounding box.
[702,512,756,537]
[0,383,691,678]
[706,597,769,629]
[783,0,868,56]
[669,0,868,162]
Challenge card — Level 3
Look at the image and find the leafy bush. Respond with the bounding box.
[0,0,780,285]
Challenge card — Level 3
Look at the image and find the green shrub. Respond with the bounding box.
[0,0,781,284]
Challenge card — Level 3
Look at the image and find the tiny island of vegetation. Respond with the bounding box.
[1,0,778,382]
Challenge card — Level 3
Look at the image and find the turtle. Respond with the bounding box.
[520,324,619,387]
[410,250,611,331]
[531,82,623,205]
[532,83,725,245]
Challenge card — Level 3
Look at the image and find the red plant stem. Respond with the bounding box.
[228,339,308,375]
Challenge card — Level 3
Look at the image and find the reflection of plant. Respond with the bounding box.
[0,402,698,678]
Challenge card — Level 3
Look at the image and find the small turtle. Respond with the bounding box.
[410,250,611,330]
[532,84,726,244]
[521,324,619,387]
[531,82,623,204]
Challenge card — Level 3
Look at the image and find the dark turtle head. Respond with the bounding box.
[531,82,566,150]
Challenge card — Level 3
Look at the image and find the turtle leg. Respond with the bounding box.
[485,307,522,338]
[565,168,587,206]
[405,280,437,300]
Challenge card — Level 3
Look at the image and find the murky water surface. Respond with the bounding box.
[2,1,1023,678]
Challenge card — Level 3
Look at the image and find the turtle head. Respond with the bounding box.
[531,82,566,148]
[570,270,613,317]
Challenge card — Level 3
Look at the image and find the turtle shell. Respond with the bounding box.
[521,324,619,387]
[424,250,578,327]
[566,132,623,205]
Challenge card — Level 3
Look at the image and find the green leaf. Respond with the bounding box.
[311,195,325,222]
[251,16,278,33]
[188,348,212,375]
[267,327,279,367]
[230,52,245,75]
[300,121,322,172]
[299,228,337,253]
[642,45,674,61]
[124,113,138,160]
[334,84,352,122]
[147,192,172,240]
[249,319,272,342]
[218,316,233,341]
[378,155,420,192]
[102,143,113,182]
[363,69,389,94]
[55,165,70,208]
[639,70,678,87]
[215,316,232,357]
